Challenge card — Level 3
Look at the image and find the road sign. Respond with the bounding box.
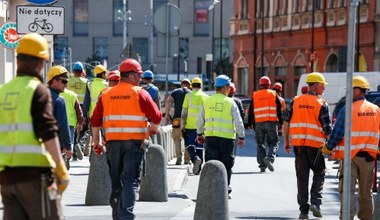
[16,6,65,35]
[153,4,182,34]
[27,0,57,4]
[0,22,21,49]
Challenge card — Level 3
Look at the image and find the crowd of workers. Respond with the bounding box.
[1,33,380,220]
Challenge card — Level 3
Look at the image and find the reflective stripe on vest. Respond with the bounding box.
[252,89,278,122]
[0,76,54,170]
[89,78,108,117]
[185,90,208,129]
[101,83,148,140]
[289,94,327,148]
[67,76,88,104]
[60,89,78,127]
[334,100,380,159]
[204,94,235,139]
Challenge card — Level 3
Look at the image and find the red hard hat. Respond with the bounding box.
[119,58,143,74]
[301,86,309,94]
[229,82,236,95]
[259,76,271,86]
[273,82,282,91]
[108,70,120,81]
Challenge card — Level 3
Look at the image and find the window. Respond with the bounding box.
[113,0,129,36]
[240,0,249,19]
[275,0,280,16]
[293,0,300,13]
[194,0,209,36]
[93,37,108,62]
[133,38,149,69]
[327,0,334,9]
[282,0,288,15]
[73,0,88,36]
[275,66,287,76]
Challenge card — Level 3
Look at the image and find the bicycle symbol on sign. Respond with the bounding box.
[28,18,54,33]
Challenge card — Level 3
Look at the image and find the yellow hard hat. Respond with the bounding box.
[191,77,202,85]
[353,75,370,90]
[94,65,107,75]
[306,72,328,85]
[16,33,49,60]
[47,65,68,82]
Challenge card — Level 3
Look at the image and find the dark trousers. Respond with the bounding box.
[294,146,326,214]
[106,140,144,220]
[184,129,204,162]
[205,136,235,188]
[255,121,279,169]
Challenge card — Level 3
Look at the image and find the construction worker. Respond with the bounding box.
[322,75,380,220]
[181,77,209,175]
[61,87,84,161]
[107,70,120,87]
[164,78,191,165]
[47,65,73,163]
[248,76,283,172]
[197,75,245,197]
[91,58,161,219]
[141,70,161,110]
[83,64,108,118]
[68,61,90,156]
[272,82,286,112]
[283,72,332,219]
[0,33,69,219]
[228,82,245,120]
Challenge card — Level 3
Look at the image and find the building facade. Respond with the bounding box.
[231,0,379,98]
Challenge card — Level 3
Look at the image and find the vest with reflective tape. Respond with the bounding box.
[289,94,327,148]
[334,100,380,159]
[184,90,208,129]
[101,83,148,140]
[0,77,54,171]
[67,76,88,104]
[89,78,108,117]
[60,89,78,127]
[204,94,235,139]
[252,89,278,123]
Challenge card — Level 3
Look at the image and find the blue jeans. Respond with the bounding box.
[183,129,204,162]
[106,140,144,220]
[255,121,279,169]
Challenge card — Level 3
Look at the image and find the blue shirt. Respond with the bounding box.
[326,97,365,150]
[50,87,72,150]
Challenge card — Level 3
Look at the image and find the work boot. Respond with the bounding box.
[263,157,274,172]
[192,156,202,175]
[175,158,182,165]
[309,204,322,217]
[260,167,266,172]
[298,212,308,219]
[74,144,84,160]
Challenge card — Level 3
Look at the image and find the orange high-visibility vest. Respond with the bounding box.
[252,89,278,123]
[101,82,148,141]
[289,94,327,148]
[334,99,380,159]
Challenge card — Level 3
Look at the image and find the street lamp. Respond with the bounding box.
[121,0,132,50]
[208,0,220,78]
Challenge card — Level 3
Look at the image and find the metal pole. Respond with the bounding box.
[211,5,215,78]
[311,0,315,71]
[150,0,154,70]
[261,0,264,76]
[219,0,223,75]
[342,1,360,219]
[355,2,360,72]
[123,0,127,49]
[165,4,170,97]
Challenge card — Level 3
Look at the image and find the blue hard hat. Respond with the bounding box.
[214,75,231,87]
[142,70,154,79]
[73,62,84,71]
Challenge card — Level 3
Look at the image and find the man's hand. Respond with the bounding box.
[238,139,245,148]
[278,124,283,136]
[149,123,159,135]
[55,160,70,194]
[284,142,291,154]
[196,135,205,144]
[93,142,104,155]
[321,144,331,155]
[76,123,83,133]
[165,115,171,124]
[63,149,73,159]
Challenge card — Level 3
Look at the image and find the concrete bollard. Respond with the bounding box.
[85,151,112,205]
[194,160,229,220]
[139,144,168,202]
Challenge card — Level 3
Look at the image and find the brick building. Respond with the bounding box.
[231,0,380,98]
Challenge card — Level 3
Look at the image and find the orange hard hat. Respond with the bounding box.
[273,82,282,91]
[119,58,143,74]
[229,82,236,95]
[108,70,120,81]
[259,76,271,86]
[301,86,309,94]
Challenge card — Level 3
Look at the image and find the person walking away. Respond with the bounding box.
[0,33,69,220]
[141,70,161,110]
[91,58,162,220]
[47,65,73,165]
[68,61,90,155]
[283,72,332,219]
[107,70,120,87]
[181,77,209,175]
[248,76,283,172]
[197,75,245,198]
[272,82,286,113]
[227,82,245,120]
[61,87,84,161]
[322,75,380,220]
[164,78,191,165]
